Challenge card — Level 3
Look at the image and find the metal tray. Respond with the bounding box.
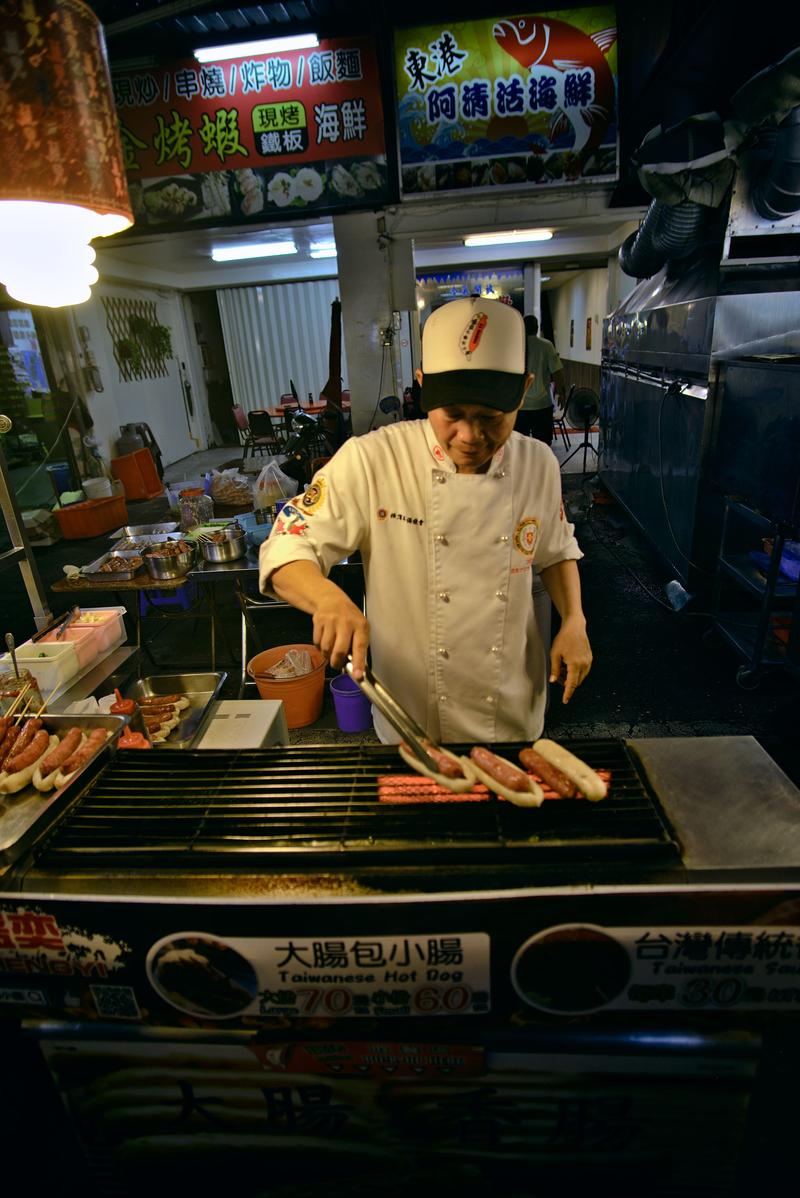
[108,522,179,539]
[127,672,227,749]
[0,713,126,866]
[109,532,184,552]
[81,549,146,583]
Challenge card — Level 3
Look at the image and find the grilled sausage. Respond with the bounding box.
[401,742,464,779]
[36,727,84,781]
[0,725,21,769]
[397,743,479,794]
[6,717,42,762]
[1,729,53,794]
[0,716,9,741]
[56,728,108,781]
[532,739,608,802]
[519,747,577,798]
[468,746,544,808]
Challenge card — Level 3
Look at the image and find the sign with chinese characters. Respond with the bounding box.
[145,931,491,1019]
[113,38,390,229]
[394,7,618,196]
[511,923,800,1015]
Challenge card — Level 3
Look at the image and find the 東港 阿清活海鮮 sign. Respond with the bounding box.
[394,5,619,197]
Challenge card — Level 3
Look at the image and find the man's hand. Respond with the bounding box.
[312,588,370,677]
[549,615,593,704]
[269,561,370,677]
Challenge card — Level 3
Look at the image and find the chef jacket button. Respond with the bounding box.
[495,470,506,478]
[438,648,449,658]
[435,534,448,544]
[439,694,447,702]
[490,646,499,653]
[436,473,447,484]
[500,535,509,543]
[438,591,450,602]
[495,590,507,601]
[485,695,496,704]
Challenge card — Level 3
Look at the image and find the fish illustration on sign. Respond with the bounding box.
[493,15,617,159]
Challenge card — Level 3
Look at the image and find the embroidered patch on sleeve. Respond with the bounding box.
[300,477,326,514]
[513,515,540,556]
[274,504,309,537]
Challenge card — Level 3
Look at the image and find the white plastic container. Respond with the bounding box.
[72,606,127,651]
[40,623,100,669]
[82,477,113,499]
[0,641,81,694]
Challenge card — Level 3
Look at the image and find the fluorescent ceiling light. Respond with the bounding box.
[211,241,297,262]
[463,228,554,247]
[195,34,318,63]
[310,248,337,259]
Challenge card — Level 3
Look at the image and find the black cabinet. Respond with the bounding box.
[711,498,799,687]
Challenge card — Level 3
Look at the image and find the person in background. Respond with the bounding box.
[258,297,592,746]
[516,314,566,445]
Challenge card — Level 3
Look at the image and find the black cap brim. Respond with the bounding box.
[421,369,528,414]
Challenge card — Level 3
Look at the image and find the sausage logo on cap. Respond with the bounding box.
[514,515,540,556]
[460,312,488,359]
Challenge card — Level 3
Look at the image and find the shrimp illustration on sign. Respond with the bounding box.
[493,16,617,159]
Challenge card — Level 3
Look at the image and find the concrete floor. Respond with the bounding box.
[4,433,798,786]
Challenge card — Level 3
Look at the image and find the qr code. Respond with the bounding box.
[90,984,141,1020]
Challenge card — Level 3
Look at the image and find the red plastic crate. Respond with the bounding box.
[54,494,128,539]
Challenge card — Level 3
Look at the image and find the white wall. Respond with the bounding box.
[73,282,207,469]
[548,268,608,364]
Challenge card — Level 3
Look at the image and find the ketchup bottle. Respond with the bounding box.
[111,688,146,735]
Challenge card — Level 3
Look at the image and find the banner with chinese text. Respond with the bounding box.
[113,38,391,230]
[394,7,618,196]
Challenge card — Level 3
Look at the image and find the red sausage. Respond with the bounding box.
[39,727,83,776]
[0,716,9,741]
[59,728,107,775]
[401,741,464,779]
[519,747,578,798]
[0,726,21,769]
[470,746,531,792]
[139,694,182,707]
[6,717,42,762]
[4,728,50,774]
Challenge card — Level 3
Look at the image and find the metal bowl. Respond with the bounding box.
[198,525,247,563]
[142,542,195,580]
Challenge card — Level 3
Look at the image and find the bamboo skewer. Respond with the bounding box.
[5,679,32,719]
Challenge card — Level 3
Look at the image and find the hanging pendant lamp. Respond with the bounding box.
[0,0,133,308]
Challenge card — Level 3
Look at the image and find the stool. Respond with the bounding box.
[139,579,198,615]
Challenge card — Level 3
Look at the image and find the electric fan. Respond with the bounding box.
[560,387,600,474]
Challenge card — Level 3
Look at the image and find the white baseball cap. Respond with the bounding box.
[421,297,527,413]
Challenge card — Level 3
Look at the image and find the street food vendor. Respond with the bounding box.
[258,296,592,744]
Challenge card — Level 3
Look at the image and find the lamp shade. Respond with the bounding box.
[0,0,133,307]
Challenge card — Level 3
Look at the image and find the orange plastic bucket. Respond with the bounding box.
[247,643,326,728]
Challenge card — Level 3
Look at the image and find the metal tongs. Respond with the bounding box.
[344,658,441,775]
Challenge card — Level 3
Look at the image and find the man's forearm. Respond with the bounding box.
[540,559,586,624]
[269,559,340,614]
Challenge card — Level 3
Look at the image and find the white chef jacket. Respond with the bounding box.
[259,420,582,744]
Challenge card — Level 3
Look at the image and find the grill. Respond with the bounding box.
[27,740,679,871]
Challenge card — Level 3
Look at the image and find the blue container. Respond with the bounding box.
[46,462,72,494]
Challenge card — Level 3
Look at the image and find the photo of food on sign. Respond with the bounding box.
[129,172,233,226]
[394,8,619,195]
[228,155,388,215]
[147,934,258,1017]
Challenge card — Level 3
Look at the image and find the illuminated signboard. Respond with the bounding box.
[394,7,618,196]
[113,38,390,229]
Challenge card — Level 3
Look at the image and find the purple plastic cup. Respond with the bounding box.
[330,674,372,732]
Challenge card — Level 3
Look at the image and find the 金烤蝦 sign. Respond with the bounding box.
[394,6,618,196]
[113,38,390,229]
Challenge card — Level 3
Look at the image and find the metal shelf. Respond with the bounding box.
[718,553,798,602]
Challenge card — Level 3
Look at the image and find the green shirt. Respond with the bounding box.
[523,335,563,410]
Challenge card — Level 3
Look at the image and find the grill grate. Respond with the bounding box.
[31,741,679,869]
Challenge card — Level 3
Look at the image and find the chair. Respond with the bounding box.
[233,405,283,469]
[277,393,299,435]
[552,389,572,452]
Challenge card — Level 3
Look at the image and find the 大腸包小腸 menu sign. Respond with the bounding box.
[113,38,390,230]
[394,6,618,197]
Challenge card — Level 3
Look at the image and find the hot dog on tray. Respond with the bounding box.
[33,727,85,793]
[53,728,109,790]
[526,738,608,802]
[469,746,544,807]
[398,742,479,793]
[0,730,57,794]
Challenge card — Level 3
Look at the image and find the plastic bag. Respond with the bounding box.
[264,649,312,679]
[254,461,295,511]
[210,468,253,507]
